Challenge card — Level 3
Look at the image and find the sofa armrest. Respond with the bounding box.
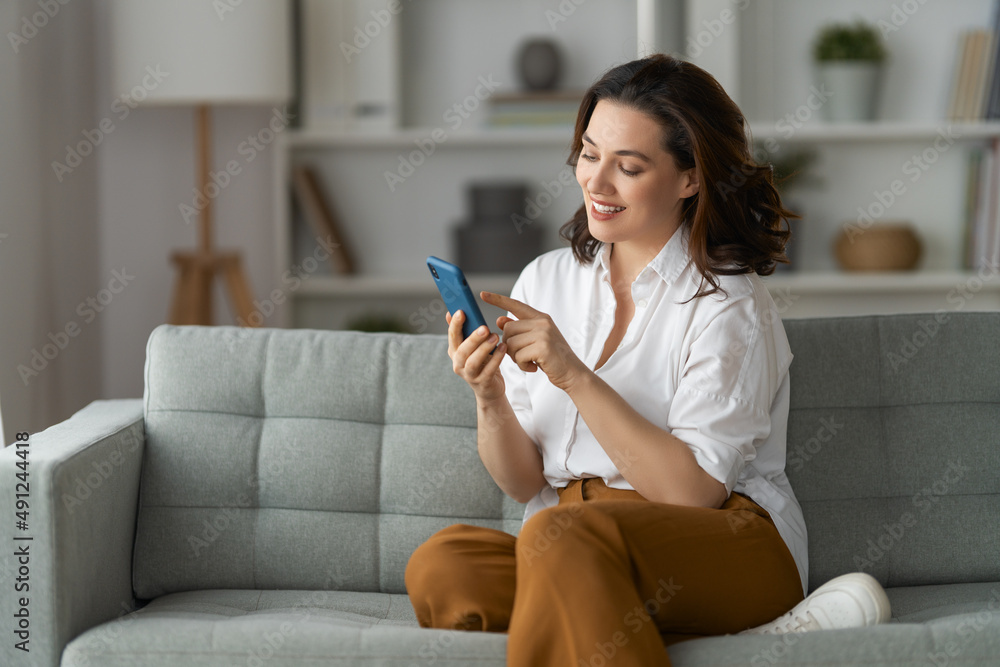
[1,399,144,667]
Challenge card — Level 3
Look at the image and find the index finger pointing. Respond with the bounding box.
[480,291,542,318]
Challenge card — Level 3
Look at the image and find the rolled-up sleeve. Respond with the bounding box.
[666,290,783,494]
[667,385,771,493]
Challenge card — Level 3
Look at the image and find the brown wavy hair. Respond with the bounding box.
[561,54,794,299]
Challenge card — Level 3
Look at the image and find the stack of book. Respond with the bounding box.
[487,91,584,127]
[948,24,1000,121]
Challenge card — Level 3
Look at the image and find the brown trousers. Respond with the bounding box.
[405,478,803,667]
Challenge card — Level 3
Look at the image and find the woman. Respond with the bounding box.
[406,54,889,666]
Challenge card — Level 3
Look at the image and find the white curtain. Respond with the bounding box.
[0,0,102,444]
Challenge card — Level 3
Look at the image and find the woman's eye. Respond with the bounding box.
[620,166,639,177]
[581,153,598,162]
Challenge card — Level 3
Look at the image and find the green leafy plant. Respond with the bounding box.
[770,149,822,194]
[813,21,886,62]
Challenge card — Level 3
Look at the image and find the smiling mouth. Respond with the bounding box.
[593,201,626,214]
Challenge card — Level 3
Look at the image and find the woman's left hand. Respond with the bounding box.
[481,291,589,393]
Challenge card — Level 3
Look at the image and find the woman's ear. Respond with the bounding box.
[681,168,700,198]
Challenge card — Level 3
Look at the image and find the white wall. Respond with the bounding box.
[93,0,281,400]
[0,1,283,439]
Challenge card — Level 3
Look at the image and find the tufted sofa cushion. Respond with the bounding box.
[783,313,1000,593]
[133,326,526,599]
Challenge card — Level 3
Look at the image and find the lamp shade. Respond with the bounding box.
[109,0,292,106]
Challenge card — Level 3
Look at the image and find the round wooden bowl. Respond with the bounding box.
[833,222,922,271]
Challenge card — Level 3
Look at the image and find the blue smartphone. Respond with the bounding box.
[426,256,490,339]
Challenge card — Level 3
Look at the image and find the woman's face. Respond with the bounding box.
[575,100,699,252]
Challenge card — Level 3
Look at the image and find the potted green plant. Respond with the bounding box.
[760,148,821,272]
[813,21,887,122]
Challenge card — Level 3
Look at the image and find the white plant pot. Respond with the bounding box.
[816,62,882,122]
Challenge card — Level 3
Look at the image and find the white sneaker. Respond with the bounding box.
[740,572,891,634]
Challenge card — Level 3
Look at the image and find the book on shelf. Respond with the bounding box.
[487,90,584,127]
[945,0,1000,123]
[963,138,1000,270]
[988,0,1000,119]
[949,30,991,121]
[947,28,1000,121]
[291,164,356,274]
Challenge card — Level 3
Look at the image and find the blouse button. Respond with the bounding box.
[637,299,648,308]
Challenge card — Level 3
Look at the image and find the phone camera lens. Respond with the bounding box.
[430,266,439,278]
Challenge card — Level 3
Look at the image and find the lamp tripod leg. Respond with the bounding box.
[221,256,258,327]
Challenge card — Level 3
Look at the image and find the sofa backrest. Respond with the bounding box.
[134,325,525,599]
[134,313,1000,600]
[783,312,1000,593]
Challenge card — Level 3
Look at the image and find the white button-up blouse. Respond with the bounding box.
[500,223,808,594]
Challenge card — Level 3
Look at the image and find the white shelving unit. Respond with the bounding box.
[749,121,1000,143]
[285,126,575,148]
[274,0,1000,331]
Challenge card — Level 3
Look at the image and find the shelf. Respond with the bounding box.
[748,121,1000,143]
[286,126,575,149]
[287,122,1000,149]
[295,273,520,297]
[293,271,1000,299]
[762,270,1000,293]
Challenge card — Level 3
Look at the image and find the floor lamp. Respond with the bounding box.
[109,0,292,326]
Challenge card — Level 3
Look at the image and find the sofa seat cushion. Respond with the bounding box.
[60,589,507,667]
[666,612,1000,666]
[61,585,1000,667]
[887,581,1000,622]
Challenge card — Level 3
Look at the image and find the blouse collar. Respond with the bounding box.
[595,221,692,287]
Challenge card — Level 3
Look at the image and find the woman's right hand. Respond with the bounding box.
[447,310,507,402]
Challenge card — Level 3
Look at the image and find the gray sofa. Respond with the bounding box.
[3,313,999,666]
